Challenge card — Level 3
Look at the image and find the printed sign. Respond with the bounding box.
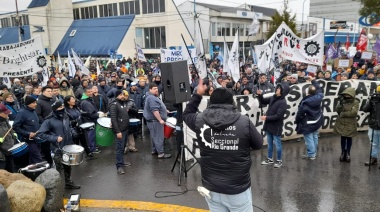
[338,59,350,67]
[160,49,197,64]
[361,51,373,60]
[0,36,46,77]
[183,80,378,160]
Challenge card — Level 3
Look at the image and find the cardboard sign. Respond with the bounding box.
[361,51,373,60]
[338,59,350,67]
[306,65,318,73]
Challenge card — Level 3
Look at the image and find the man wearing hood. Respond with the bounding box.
[36,101,81,189]
[58,78,74,97]
[183,78,262,212]
[259,82,290,168]
[97,78,111,96]
[74,79,89,100]
[334,87,359,163]
[295,77,324,160]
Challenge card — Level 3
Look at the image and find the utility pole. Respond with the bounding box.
[15,0,21,42]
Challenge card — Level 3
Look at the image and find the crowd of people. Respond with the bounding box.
[0,51,380,211]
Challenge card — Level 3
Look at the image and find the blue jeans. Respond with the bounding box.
[115,130,128,168]
[303,131,318,157]
[368,128,380,158]
[205,187,253,212]
[147,121,164,154]
[266,131,282,161]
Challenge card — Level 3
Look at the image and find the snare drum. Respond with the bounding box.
[8,142,29,157]
[61,145,84,166]
[79,122,95,131]
[129,118,141,126]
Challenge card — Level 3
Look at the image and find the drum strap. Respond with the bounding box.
[99,96,103,111]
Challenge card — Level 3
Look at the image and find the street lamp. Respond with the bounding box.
[302,0,307,38]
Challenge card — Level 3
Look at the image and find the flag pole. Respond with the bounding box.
[181,34,198,76]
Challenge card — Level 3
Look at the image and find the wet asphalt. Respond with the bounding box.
[65,126,380,212]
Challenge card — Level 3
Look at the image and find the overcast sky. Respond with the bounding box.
[1,0,310,22]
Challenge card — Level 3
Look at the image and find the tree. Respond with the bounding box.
[359,0,380,25]
[266,2,299,39]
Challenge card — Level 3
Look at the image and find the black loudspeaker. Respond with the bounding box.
[159,60,191,103]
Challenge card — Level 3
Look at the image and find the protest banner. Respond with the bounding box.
[160,48,197,64]
[183,80,379,160]
[0,36,46,77]
[255,22,324,73]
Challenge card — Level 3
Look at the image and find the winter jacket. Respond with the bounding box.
[35,95,54,124]
[107,87,124,99]
[97,85,111,96]
[128,89,143,109]
[260,83,290,136]
[12,106,40,142]
[125,98,139,118]
[0,118,16,161]
[334,87,359,137]
[4,101,19,121]
[363,94,380,130]
[183,94,263,195]
[58,78,75,97]
[74,86,85,99]
[93,94,108,113]
[295,80,324,134]
[36,111,73,155]
[80,94,100,123]
[11,84,25,101]
[109,99,129,133]
[252,81,275,95]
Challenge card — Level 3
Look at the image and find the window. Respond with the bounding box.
[141,26,166,48]
[21,15,29,25]
[232,23,244,36]
[1,18,11,28]
[141,0,165,14]
[99,3,117,17]
[119,1,140,15]
[79,6,97,19]
[73,8,80,20]
[211,22,216,36]
[217,22,230,36]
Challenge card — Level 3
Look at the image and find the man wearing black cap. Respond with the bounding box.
[37,101,80,189]
[183,79,263,212]
[109,90,131,174]
[13,96,42,164]
[0,103,16,172]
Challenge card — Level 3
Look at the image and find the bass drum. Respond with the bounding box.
[96,117,114,147]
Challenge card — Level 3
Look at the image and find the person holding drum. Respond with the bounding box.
[37,101,81,189]
[64,95,96,160]
[143,83,171,159]
[13,96,43,164]
[124,90,139,153]
[109,90,132,175]
[0,104,16,173]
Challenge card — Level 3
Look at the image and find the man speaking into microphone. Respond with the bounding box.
[183,78,263,212]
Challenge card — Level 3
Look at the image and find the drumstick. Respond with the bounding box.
[3,127,13,139]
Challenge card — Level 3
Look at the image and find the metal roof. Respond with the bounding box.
[28,0,49,8]
[54,15,135,57]
[0,26,31,45]
[195,2,277,17]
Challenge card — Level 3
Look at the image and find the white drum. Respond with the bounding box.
[79,122,95,130]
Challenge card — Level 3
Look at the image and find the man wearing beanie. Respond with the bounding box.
[13,96,42,164]
[37,101,80,189]
[260,82,290,167]
[109,90,131,174]
[183,79,263,212]
[363,85,380,168]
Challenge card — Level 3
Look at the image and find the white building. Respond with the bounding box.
[177,2,276,57]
